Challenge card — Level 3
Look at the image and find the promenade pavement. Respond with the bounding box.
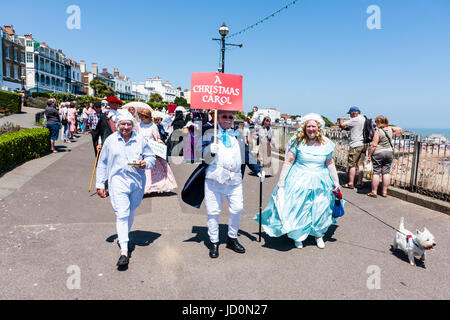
[0,121,449,299]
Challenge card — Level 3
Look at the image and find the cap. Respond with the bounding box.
[106,96,123,104]
[347,106,360,114]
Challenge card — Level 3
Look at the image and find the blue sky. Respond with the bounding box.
[1,0,449,128]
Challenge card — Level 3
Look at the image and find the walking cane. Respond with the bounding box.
[259,178,262,243]
[89,149,100,192]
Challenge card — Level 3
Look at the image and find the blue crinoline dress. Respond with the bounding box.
[254,137,343,243]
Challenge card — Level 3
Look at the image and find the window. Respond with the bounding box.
[27,52,33,63]
[6,64,11,78]
[5,46,10,59]
[21,53,25,63]
[26,40,33,47]
[13,48,18,61]
[14,66,19,79]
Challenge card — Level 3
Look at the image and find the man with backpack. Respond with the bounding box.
[339,106,368,189]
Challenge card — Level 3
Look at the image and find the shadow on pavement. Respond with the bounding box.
[389,245,426,269]
[252,224,339,251]
[184,224,256,249]
[106,230,162,248]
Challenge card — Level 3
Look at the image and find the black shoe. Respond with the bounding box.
[209,242,219,259]
[116,255,129,267]
[226,237,245,254]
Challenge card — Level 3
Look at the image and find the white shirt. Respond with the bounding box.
[206,125,243,186]
[96,131,156,190]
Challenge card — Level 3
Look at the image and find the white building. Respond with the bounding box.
[144,76,181,103]
[427,134,447,145]
[256,108,281,124]
[113,68,133,101]
[132,82,150,102]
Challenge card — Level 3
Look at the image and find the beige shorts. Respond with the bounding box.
[348,145,366,168]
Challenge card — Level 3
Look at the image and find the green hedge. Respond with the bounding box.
[0,89,21,114]
[0,128,50,173]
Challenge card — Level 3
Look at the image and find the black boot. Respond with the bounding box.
[116,255,129,267]
[209,242,219,259]
[226,237,245,254]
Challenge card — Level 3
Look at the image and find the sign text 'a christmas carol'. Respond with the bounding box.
[190,72,243,111]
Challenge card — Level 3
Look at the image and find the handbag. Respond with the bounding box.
[332,199,345,218]
[181,162,208,208]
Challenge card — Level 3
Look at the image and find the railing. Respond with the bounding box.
[324,127,449,202]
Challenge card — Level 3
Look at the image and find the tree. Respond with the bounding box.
[174,96,188,107]
[89,79,115,97]
[149,93,163,103]
[235,111,246,121]
[321,115,335,127]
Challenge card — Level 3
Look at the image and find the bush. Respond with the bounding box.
[31,92,52,99]
[25,96,48,109]
[0,89,21,114]
[0,122,21,135]
[0,128,50,173]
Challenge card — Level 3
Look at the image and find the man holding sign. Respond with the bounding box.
[185,72,265,259]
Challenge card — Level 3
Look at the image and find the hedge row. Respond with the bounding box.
[26,92,103,110]
[0,128,50,173]
[0,89,21,114]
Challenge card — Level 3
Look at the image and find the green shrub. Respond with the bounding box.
[0,89,21,114]
[25,96,48,109]
[0,128,50,173]
[31,92,52,99]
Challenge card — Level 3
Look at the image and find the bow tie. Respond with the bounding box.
[217,129,240,148]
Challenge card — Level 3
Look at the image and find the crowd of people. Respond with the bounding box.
[45,99,401,268]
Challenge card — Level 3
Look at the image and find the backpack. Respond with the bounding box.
[363,116,376,144]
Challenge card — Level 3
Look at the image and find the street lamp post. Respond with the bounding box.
[212,22,243,74]
[20,75,26,90]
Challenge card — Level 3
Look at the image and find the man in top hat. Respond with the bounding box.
[92,97,123,155]
[339,106,366,189]
[201,110,264,259]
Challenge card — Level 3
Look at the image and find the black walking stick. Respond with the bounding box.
[259,178,262,242]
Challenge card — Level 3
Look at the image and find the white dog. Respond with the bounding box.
[393,217,436,266]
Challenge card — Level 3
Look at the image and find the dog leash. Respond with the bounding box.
[345,199,408,237]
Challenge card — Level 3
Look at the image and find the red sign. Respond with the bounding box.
[190,72,243,111]
[167,104,177,114]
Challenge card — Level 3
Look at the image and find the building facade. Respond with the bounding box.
[144,76,181,103]
[1,25,26,92]
[113,68,133,101]
[80,61,96,96]
[132,82,150,102]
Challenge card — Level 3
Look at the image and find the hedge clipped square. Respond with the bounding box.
[0,90,22,114]
[0,128,50,173]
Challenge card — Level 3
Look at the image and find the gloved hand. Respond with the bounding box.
[210,143,219,155]
[257,170,266,183]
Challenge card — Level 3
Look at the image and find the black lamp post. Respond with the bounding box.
[213,22,243,74]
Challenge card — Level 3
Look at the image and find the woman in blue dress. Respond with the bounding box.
[255,113,342,249]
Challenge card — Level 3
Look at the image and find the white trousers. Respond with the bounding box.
[109,181,144,251]
[204,179,244,243]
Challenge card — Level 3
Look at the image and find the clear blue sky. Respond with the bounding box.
[1,0,449,128]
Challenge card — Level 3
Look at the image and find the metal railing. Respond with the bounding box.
[324,127,449,202]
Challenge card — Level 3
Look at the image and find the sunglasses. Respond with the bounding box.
[221,116,234,120]
[139,114,151,118]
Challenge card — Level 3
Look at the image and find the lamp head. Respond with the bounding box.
[219,23,229,37]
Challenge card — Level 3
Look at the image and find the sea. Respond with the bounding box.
[405,128,450,140]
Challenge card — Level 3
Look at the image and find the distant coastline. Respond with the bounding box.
[405,128,450,140]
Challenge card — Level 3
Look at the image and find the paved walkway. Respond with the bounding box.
[0,132,449,300]
[0,110,449,299]
[0,106,43,129]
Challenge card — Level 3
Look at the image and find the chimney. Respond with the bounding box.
[91,63,98,76]
[24,34,33,39]
[114,68,119,77]
[80,60,86,73]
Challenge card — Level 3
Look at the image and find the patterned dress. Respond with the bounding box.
[138,122,178,194]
